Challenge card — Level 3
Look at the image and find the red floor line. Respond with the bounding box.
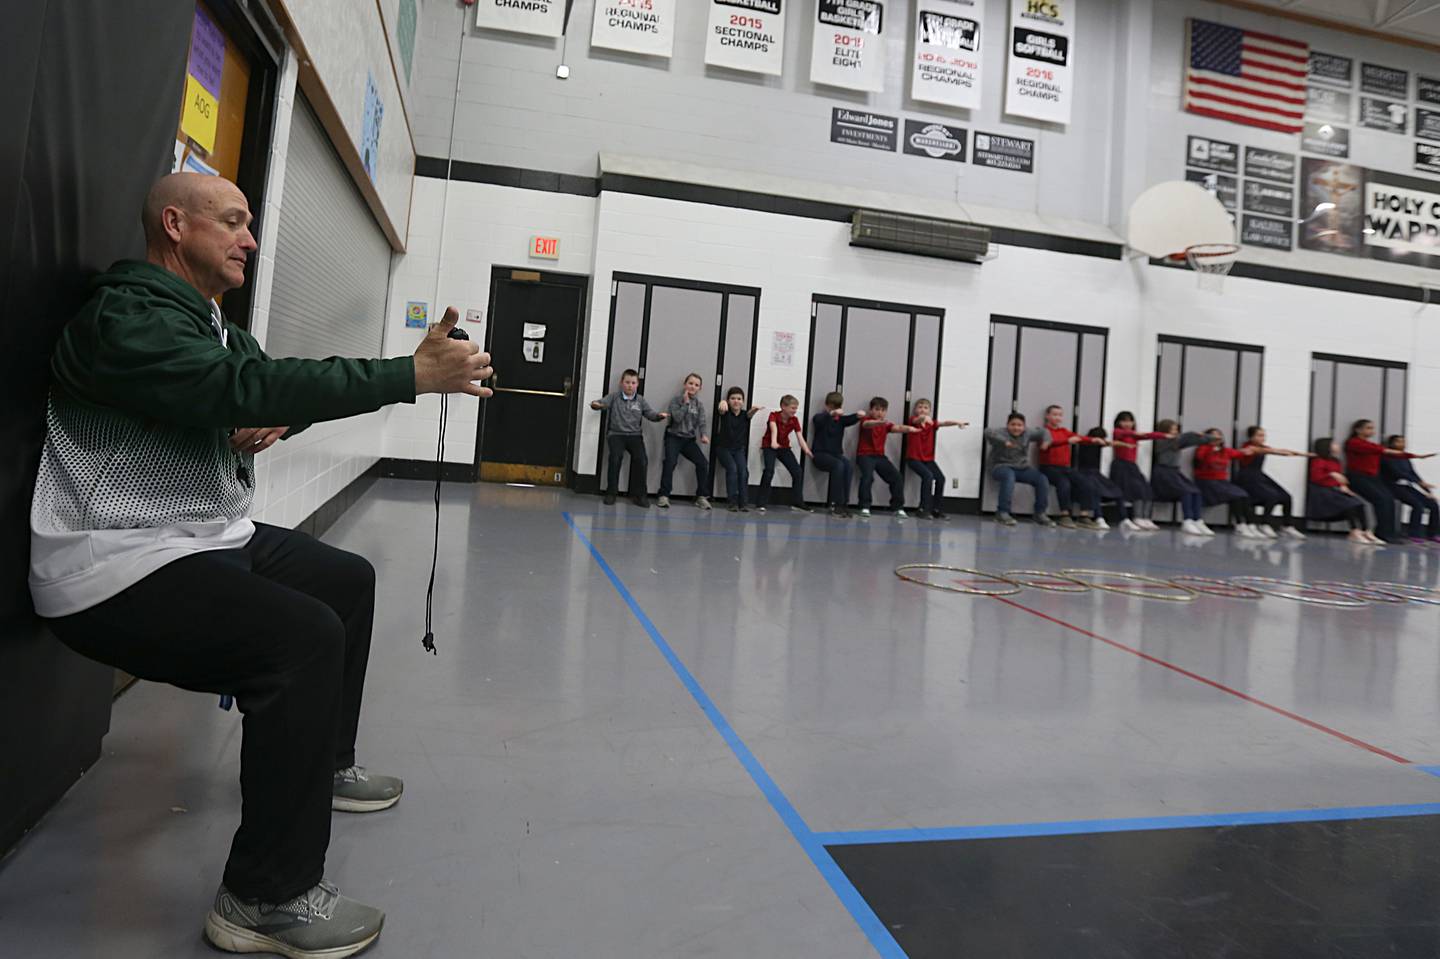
[993,597,1413,765]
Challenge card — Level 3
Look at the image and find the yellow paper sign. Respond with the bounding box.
[181,73,218,153]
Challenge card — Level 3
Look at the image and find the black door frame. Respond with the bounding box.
[597,272,762,489]
[475,265,591,485]
[804,294,946,502]
[1152,334,1265,447]
[979,315,1109,512]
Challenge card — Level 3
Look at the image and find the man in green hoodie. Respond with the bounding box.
[29,173,491,958]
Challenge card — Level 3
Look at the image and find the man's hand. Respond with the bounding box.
[413,307,493,397]
[231,427,288,454]
[701,436,710,445]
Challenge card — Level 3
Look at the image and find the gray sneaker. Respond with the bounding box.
[996,512,1018,526]
[1035,514,1055,527]
[656,495,671,508]
[333,765,403,813]
[1057,515,1077,529]
[205,880,383,958]
[695,496,711,510]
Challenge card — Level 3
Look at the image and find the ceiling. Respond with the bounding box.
[1241,0,1440,47]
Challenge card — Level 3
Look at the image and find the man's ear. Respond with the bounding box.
[162,206,186,244]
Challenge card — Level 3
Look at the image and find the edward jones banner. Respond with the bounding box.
[705,0,786,76]
[811,0,886,92]
[591,0,676,58]
[474,0,565,37]
[911,0,984,111]
[1005,0,1075,124]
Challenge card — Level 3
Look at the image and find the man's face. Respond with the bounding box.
[176,181,256,295]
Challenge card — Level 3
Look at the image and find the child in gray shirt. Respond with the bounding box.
[591,369,667,506]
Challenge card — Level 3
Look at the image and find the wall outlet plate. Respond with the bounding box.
[465,309,482,324]
[556,64,570,80]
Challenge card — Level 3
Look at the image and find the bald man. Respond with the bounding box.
[29,173,491,958]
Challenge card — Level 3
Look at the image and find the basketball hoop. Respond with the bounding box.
[1181,243,1240,292]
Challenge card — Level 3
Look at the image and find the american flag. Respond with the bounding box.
[1184,19,1308,135]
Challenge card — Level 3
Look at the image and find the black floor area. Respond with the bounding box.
[828,814,1440,958]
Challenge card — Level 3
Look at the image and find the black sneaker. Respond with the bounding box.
[728,503,740,512]
[792,504,813,513]
[930,511,946,521]
[634,495,651,508]
[603,492,617,505]
[205,880,383,958]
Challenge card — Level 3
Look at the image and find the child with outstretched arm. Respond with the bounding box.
[590,368,667,507]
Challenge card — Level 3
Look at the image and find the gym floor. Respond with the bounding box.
[4,479,1440,958]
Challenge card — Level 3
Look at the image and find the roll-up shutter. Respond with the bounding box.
[265,96,390,360]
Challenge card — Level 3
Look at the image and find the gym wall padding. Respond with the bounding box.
[0,0,193,856]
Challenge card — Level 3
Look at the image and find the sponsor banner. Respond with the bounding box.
[1299,158,1364,257]
[1417,107,1440,142]
[1305,86,1350,125]
[1418,142,1440,177]
[1420,75,1440,106]
[705,0,786,76]
[973,131,1034,172]
[1308,51,1353,88]
[1186,169,1237,211]
[474,0,565,37]
[591,0,676,57]
[903,119,966,161]
[1301,121,1349,159]
[1241,214,1293,251]
[911,0,984,111]
[1004,0,1075,125]
[1364,169,1440,265]
[830,107,897,151]
[1244,147,1295,184]
[1243,179,1295,218]
[1360,63,1409,100]
[1187,135,1239,175]
[1359,96,1408,134]
[811,0,887,92]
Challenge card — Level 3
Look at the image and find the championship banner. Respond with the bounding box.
[810,0,886,93]
[474,0,565,38]
[705,0,786,76]
[1005,0,1075,124]
[911,0,983,111]
[591,0,676,58]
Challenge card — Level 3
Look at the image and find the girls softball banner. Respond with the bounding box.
[473,0,565,37]
[1004,0,1076,125]
[810,0,887,93]
[591,0,676,58]
[911,0,984,110]
[705,0,786,76]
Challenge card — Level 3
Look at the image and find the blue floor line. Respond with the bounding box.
[815,801,1440,846]
[1418,766,1440,779]
[561,512,907,959]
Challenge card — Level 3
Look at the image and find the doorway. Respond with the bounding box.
[803,296,944,507]
[477,267,588,485]
[1308,353,1407,447]
[598,274,759,496]
[981,317,1107,514]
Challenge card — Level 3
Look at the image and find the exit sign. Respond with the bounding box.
[529,235,560,259]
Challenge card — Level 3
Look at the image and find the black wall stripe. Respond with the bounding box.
[414,155,1427,301]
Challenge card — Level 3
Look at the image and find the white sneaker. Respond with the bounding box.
[1141,519,1160,530]
[1120,518,1141,532]
[1093,517,1110,530]
[1362,530,1386,545]
[1197,521,1217,536]
[859,507,871,517]
[1281,526,1306,540]
[1258,525,1278,539]
[1181,519,1205,535]
[1235,523,1261,539]
[894,509,908,519]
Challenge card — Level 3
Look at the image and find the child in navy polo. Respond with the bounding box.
[810,392,860,517]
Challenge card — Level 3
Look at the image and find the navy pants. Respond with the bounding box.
[606,433,647,496]
[1348,472,1397,540]
[713,447,749,506]
[906,460,945,513]
[811,452,853,507]
[1393,485,1440,537]
[1040,465,1099,515]
[856,455,904,509]
[659,434,709,497]
[760,448,804,506]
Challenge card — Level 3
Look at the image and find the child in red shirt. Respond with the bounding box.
[1193,429,1266,538]
[758,394,814,512]
[1309,437,1381,544]
[856,397,919,517]
[903,398,967,519]
[1110,411,1164,530]
[1038,404,1107,529]
[1343,418,1432,543]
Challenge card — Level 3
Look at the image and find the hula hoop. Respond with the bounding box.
[1002,569,1091,593]
[1310,581,1412,605]
[1169,575,1264,600]
[894,564,1022,596]
[1228,576,1367,608]
[1060,569,1198,602]
[1362,582,1440,606]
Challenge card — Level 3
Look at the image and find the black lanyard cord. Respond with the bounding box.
[423,326,470,654]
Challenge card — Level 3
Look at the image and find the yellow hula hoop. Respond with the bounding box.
[1059,569,1199,602]
[1169,575,1265,599]
[894,564,1022,596]
[1228,577,1367,608]
[1002,569,1092,593]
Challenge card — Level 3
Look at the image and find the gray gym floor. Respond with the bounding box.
[4,479,1440,958]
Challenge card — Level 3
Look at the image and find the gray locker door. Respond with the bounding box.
[1332,362,1383,443]
[904,313,943,507]
[1309,355,1406,446]
[640,285,724,496]
[1383,367,1407,439]
[1309,359,1335,442]
[804,303,844,504]
[599,280,647,491]
[841,307,913,505]
[981,318,1107,515]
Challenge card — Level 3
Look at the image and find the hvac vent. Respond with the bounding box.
[850,210,992,262]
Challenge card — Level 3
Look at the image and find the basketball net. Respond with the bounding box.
[1182,243,1240,293]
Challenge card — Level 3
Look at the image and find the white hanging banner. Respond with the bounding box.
[473,0,565,38]
[591,0,677,58]
[1004,0,1075,124]
[911,0,984,111]
[810,0,886,93]
[705,0,787,77]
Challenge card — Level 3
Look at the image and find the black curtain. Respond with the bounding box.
[0,1,193,854]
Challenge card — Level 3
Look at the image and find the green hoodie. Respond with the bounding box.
[30,260,416,618]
